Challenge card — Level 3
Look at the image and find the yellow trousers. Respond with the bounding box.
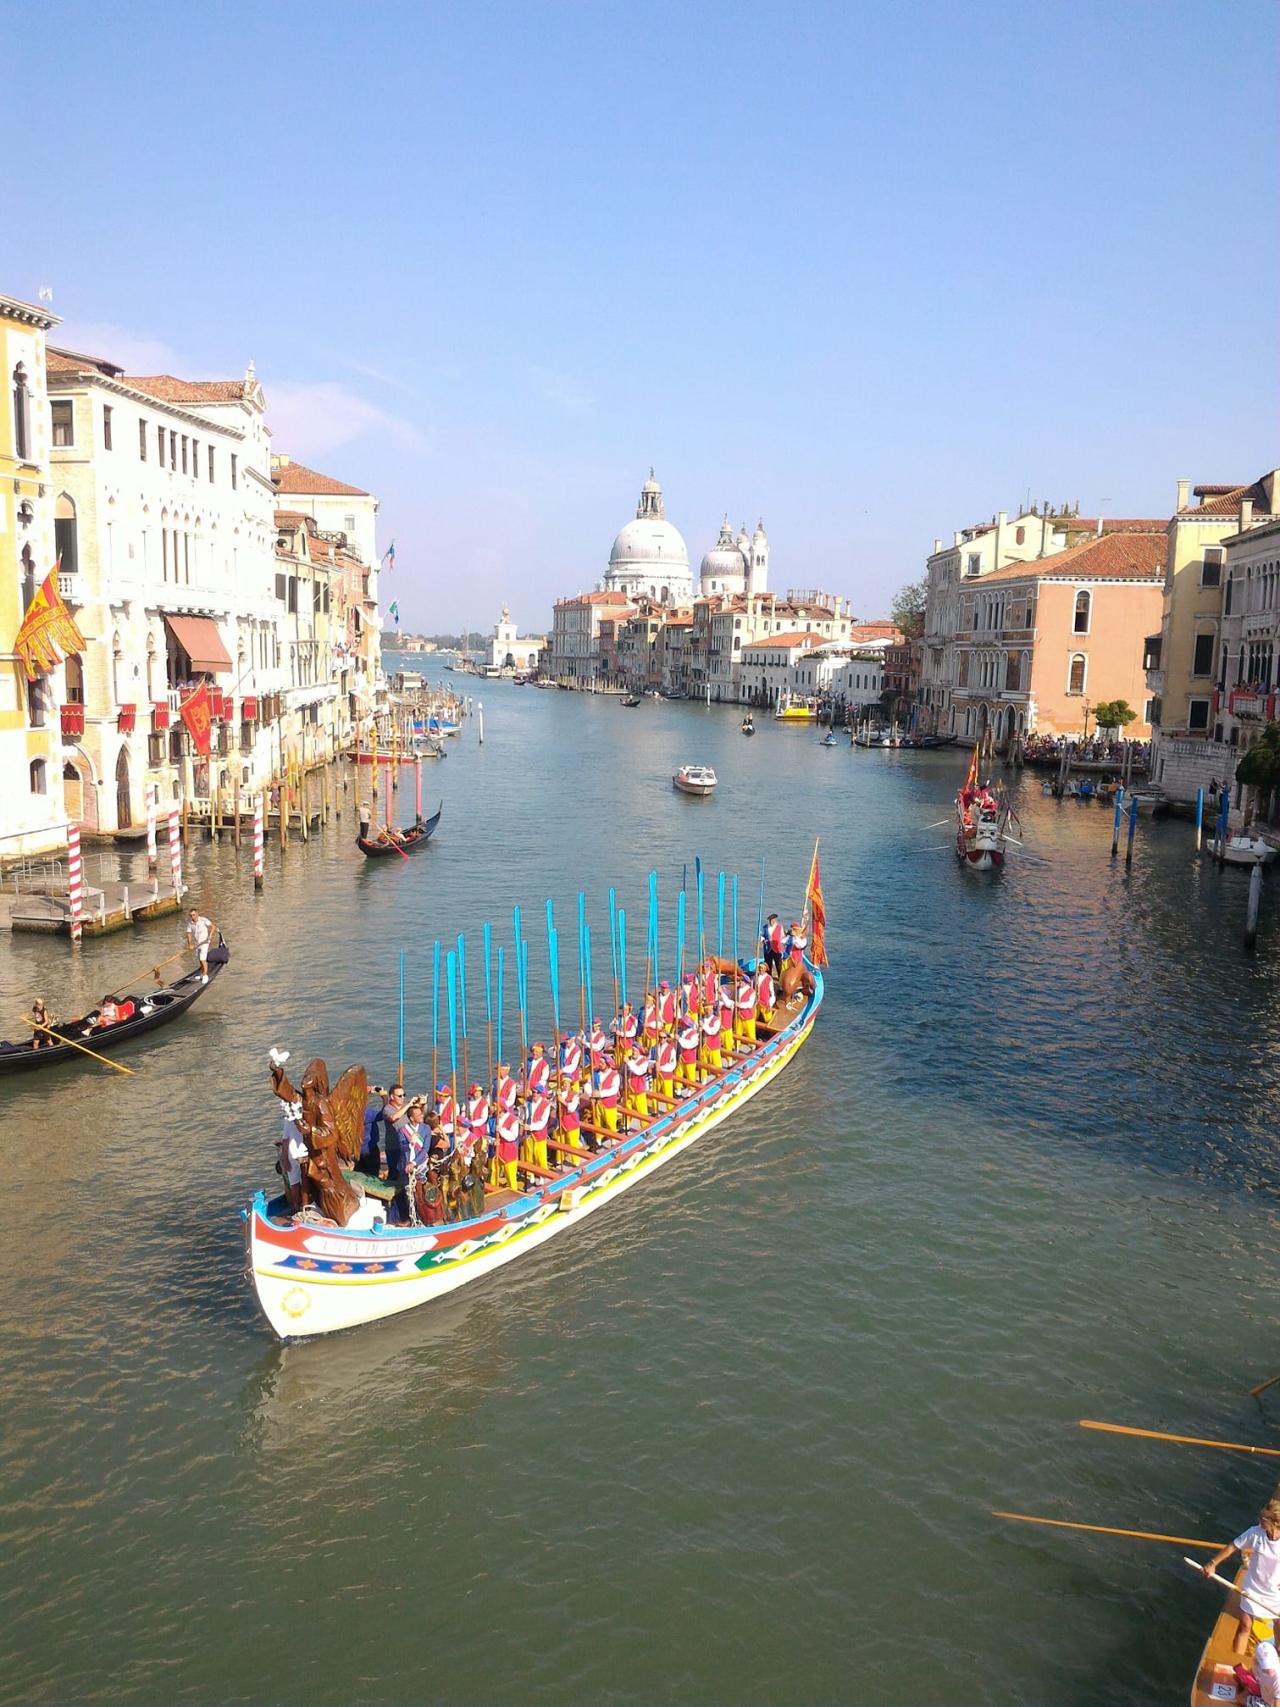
[677,1059,697,1084]
[627,1091,649,1121]
[657,1075,674,1101]
[759,1007,775,1028]
[736,1015,756,1044]
[502,1159,518,1192]
[701,1045,722,1071]
[532,1135,548,1171]
[600,1104,618,1132]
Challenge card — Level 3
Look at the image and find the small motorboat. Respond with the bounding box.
[1208,833,1277,867]
[820,732,839,747]
[741,717,755,737]
[620,695,641,708]
[673,765,718,797]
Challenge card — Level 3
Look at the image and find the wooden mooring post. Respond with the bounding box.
[1124,795,1138,868]
[1111,789,1124,859]
[1245,862,1263,951]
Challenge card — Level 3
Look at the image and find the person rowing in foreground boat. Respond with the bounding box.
[1201,1498,1280,1660]
[30,997,53,1049]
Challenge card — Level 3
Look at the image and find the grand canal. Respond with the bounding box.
[3,660,1279,1707]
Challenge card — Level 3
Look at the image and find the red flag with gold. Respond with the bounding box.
[13,566,87,682]
[179,681,214,755]
[963,744,980,790]
[805,841,829,967]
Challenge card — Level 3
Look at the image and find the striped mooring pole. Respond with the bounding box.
[168,805,183,899]
[67,822,83,942]
[253,796,264,891]
[146,787,157,870]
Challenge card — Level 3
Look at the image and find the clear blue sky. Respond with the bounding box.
[15,0,1278,633]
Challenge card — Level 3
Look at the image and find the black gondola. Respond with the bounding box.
[620,695,641,707]
[0,942,229,1075]
[356,802,442,858]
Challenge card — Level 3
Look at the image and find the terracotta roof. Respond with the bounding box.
[1179,480,1271,518]
[129,374,251,403]
[274,509,309,525]
[271,458,369,497]
[48,345,125,379]
[555,590,630,606]
[977,529,1167,584]
[741,630,830,651]
[1063,517,1164,534]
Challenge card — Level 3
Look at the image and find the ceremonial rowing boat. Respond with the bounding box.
[0,946,228,1074]
[244,963,822,1339]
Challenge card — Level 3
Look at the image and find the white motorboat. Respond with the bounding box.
[1208,833,1277,867]
[673,764,718,797]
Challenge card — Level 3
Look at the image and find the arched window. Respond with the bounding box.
[29,758,47,795]
[1068,653,1087,695]
[1073,590,1091,634]
[12,363,30,461]
[1015,525,1026,545]
[54,494,78,576]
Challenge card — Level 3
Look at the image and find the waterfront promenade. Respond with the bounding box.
[2,662,1278,1705]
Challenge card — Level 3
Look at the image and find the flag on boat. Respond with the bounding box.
[12,563,86,681]
[805,841,828,966]
[389,600,400,626]
[964,744,980,789]
[382,540,396,569]
[179,680,214,755]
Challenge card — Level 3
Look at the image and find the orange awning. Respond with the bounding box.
[163,613,232,674]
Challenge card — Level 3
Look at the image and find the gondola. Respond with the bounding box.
[0,942,229,1075]
[620,695,641,707]
[356,802,442,858]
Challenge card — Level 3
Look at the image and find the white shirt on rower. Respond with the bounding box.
[1236,1526,1280,1615]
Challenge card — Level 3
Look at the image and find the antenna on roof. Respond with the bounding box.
[37,286,54,303]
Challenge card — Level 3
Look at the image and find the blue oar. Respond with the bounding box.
[618,907,628,1015]
[496,944,505,1070]
[483,921,494,1084]
[432,940,441,1087]
[732,872,739,968]
[457,932,469,1087]
[446,949,458,1111]
[717,870,725,958]
[676,888,686,985]
[398,948,406,1082]
[608,885,619,1013]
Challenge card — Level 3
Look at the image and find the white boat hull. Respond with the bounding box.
[246,975,821,1339]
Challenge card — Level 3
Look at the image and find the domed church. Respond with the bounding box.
[603,472,771,609]
[699,516,769,598]
[603,471,693,606]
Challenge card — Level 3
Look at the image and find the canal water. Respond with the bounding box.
[3,660,1279,1706]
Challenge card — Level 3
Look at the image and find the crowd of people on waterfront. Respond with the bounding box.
[1021,734,1152,767]
[274,913,810,1227]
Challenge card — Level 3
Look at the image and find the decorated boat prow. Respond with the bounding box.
[955,745,1014,870]
[244,850,828,1340]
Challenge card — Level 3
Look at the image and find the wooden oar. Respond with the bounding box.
[1249,1371,1280,1399]
[21,1015,135,1075]
[1080,1419,1280,1459]
[992,1510,1218,1549]
[1183,1557,1239,1592]
[103,944,192,999]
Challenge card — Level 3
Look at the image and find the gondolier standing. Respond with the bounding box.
[761,913,784,979]
[186,909,214,982]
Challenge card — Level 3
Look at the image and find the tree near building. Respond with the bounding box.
[1235,722,1280,821]
[890,576,927,639]
[1093,699,1138,735]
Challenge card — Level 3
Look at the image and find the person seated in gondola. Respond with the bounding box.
[82,995,122,1036]
[30,997,53,1049]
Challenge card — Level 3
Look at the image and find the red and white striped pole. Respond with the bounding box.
[415,756,422,821]
[67,823,83,942]
[168,805,183,900]
[146,788,157,870]
[253,796,264,891]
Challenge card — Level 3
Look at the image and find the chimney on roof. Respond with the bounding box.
[1096,516,1103,538]
[1240,497,1254,531]
[1176,478,1189,510]
[276,454,291,468]
[933,538,941,554]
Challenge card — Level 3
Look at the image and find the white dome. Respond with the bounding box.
[700,517,747,589]
[609,517,690,571]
